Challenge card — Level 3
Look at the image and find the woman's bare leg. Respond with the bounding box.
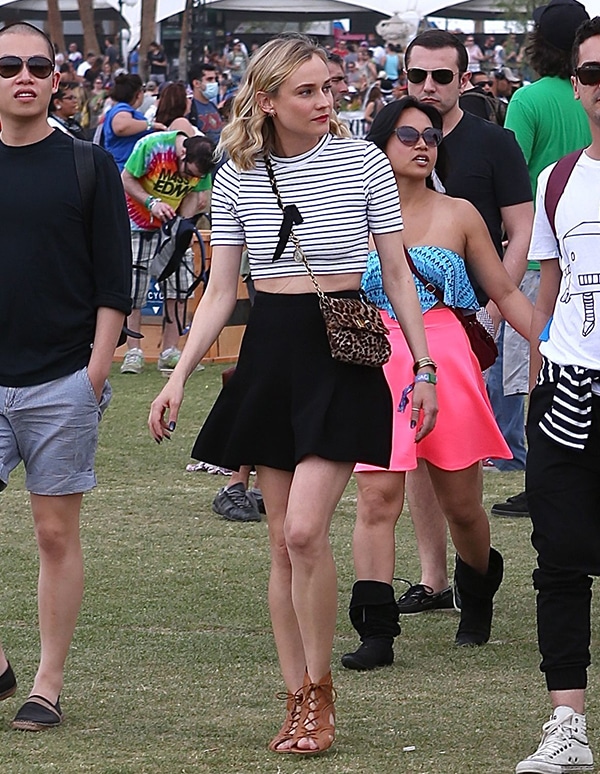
[353,470,406,582]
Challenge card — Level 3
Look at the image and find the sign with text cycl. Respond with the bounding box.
[142,279,164,317]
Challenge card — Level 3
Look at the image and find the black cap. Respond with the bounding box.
[533,0,589,51]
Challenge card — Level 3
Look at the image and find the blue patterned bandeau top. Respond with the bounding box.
[362,245,479,320]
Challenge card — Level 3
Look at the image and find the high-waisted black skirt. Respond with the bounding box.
[191,291,393,472]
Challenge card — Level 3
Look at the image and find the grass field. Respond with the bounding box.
[0,364,595,774]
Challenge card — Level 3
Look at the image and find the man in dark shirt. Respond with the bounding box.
[0,22,131,730]
[187,63,223,145]
[399,30,533,618]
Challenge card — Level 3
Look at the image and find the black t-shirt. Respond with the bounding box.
[439,111,532,300]
[0,130,132,387]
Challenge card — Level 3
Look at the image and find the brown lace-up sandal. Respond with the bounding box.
[268,689,304,753]
[291,670,336,755]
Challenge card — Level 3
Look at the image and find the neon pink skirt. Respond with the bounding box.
[355,307,511,473]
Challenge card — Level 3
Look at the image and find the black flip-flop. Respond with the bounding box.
[11,695,64,731]
[0,662,16,701]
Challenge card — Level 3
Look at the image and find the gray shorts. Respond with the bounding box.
[131,230,195,309]
[0,368,111,496]
[503,270,540,395]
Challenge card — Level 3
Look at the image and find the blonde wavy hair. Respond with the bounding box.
[218,34,350,171]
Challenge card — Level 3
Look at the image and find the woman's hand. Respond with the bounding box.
[411,381,438,442]
[148,379,185,443]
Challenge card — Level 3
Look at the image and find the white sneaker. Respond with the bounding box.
[157,346,181,372]
[121,347,144,374]
[516,706,594,773]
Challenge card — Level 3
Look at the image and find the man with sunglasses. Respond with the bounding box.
[120,131,214,374]
[395,30,533,621]
[515,15,600,774]
[0,23,132,730]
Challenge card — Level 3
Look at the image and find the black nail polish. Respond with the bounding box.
[168,421,176,432]
[410,420,416,429]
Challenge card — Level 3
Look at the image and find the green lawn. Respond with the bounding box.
[0,365,594,773]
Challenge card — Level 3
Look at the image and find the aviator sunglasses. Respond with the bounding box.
[575,64,600,86]
[395,125,443,148]
[406,67,458,85]
[0,55,54,79]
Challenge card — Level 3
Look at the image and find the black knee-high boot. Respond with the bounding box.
[341,580,401,670]
[454,547,504,646]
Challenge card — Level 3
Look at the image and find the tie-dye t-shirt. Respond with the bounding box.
[124,131,211,231]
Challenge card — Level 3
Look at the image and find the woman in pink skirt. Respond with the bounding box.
[342,97,534,669]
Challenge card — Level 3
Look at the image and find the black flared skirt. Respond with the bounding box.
[191,291,393,472]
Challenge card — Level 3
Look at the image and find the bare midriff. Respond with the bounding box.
[254,272,363,295]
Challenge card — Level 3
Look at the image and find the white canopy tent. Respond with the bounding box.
[2,0,600,45]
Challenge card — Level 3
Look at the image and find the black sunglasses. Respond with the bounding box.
[395,125,443,148]
[576,64,600,86]
[0,55,54,79]
[406,67,458,85]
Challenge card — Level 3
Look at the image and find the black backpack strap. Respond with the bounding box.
[544,149,584,243]
[73,138,142,345]
[73,138,95,234]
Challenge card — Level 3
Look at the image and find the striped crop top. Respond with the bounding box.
[362,245,479,319]
[210,134,403,280]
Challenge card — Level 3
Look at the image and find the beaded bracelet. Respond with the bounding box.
[413,356,437,374]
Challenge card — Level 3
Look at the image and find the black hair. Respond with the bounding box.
[188,62,217,88]
[366,96,448,185]
[183,135,217,177]
[0,21,54,62]
[110,73,143,105]
[326,52,345,68]
[405,29,468,74]
[48,85,76,115]
[525,28,573,79]
[572,16,600,73]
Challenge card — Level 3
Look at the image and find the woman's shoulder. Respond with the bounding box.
[440,193,479,221]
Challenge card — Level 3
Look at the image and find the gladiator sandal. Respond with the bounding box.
[268,689,304,753]
[291,670,336,755]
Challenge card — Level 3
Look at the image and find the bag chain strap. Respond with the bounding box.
[263,155,327,302]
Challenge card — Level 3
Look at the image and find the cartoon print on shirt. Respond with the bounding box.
[560,222,600,337]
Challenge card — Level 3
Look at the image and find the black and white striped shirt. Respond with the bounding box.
[538,358,600,450]
[210,134,403,280]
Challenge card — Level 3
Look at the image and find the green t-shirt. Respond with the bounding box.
[505,77,591,197]
[505,77,591,269]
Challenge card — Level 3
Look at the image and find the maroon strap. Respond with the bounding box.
[544,149,583,241]
[403,246,444,303]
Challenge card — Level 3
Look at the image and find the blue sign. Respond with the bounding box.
[141,279,164,317]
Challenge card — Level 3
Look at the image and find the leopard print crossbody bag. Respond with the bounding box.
[264,156,391,368]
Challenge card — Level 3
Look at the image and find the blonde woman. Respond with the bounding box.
[148,34,437,755]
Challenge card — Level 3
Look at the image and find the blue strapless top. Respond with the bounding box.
[362,245,479,320]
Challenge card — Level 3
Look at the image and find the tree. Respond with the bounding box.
[78,0,102,56]
[139,0,157,82]
[47,0,65,57]
[178,0,194,84]
[496,0,537,33]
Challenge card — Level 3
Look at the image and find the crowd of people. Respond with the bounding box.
[2,1,600,771]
